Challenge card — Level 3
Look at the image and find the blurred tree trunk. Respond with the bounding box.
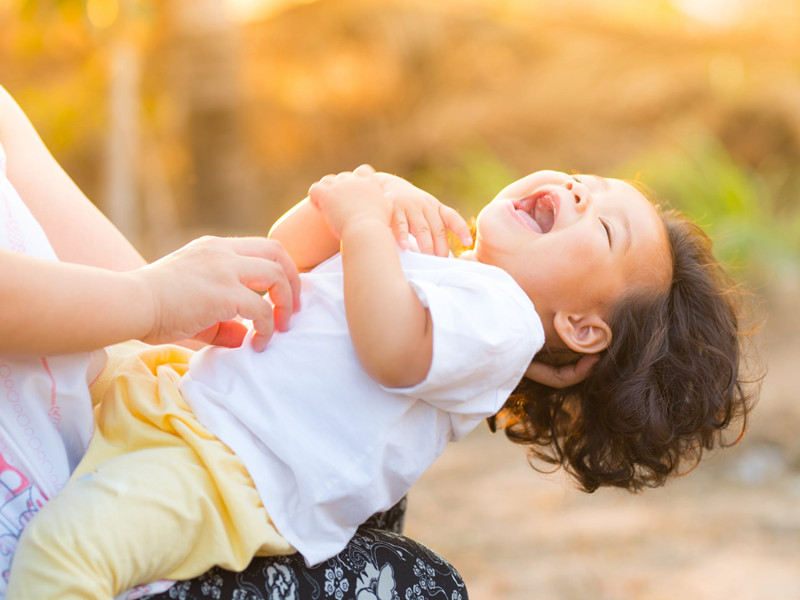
[105,36,141,246]
[163,0,254,232]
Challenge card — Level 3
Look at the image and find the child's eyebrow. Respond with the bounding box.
[580,174,609,190]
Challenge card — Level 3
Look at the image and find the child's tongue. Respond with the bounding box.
[516,208,543,233]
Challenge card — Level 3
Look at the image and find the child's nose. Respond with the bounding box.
[565,181,590,212]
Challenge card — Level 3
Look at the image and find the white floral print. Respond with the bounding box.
[145,505,467,600]
[265,563,298,600]
[324,564,349,599]
[355,562,397,600]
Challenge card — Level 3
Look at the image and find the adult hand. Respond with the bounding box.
[524,354,599,388]
[138,236,301,352]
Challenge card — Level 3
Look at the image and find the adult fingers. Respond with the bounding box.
[238,257,296,334]
[224,237,302,313]
[250,318,275,353]
[193,320,248,348]
[524,354,599,388]
[230,287,276,352]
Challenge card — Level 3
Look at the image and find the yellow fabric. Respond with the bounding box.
[7,342,294,600]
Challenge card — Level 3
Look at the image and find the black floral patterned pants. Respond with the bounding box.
[147,498,468,600]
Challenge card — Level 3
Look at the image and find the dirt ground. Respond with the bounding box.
[405,283,800,600]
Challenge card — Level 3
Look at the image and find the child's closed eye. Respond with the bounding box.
[600,218,612,247]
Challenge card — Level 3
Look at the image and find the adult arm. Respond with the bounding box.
[0,85,145,270]
[0,237,299,355]
[0,86,300,353]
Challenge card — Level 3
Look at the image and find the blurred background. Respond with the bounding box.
[3,0,800,597]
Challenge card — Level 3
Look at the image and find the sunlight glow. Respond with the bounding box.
[86,0,120,29]
[671,0,750,26]
[224,0,318,22]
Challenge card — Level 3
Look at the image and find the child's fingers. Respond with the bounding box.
[399,206,449,256]
[307,179,329,210]
[406,209,437,255]
[390,202,411,250]
[440,205,473,249]
[353,163,376,176]
[423,204,451,257]
[307,184,321,209]
[308,173,338,203]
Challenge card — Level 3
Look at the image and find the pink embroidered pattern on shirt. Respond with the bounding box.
[0,452,47,583]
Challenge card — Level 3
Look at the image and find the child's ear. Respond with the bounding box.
[553,311,612,354]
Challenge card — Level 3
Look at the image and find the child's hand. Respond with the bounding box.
[525,354,600,388]
[375,172,473,256]
[308,165,391,239]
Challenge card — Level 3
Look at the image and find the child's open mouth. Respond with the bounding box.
[513,192,556,234]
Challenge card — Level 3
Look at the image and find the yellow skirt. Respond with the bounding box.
[7,342,294,600]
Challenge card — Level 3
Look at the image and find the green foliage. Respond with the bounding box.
[616,134,800,284]
[410,145,519,220]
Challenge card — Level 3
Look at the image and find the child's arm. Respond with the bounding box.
[309,166,437,388]
[268,197,340,272]
[269,173,472,272]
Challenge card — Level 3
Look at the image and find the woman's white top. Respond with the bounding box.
[0,142,93,590]
[181,249,544,566]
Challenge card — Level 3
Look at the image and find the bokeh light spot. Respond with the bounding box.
[86,0,119,29]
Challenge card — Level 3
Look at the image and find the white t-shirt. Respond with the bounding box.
[181,249,544,566]
[0,143,93,589]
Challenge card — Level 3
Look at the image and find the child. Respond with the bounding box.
[7,165,753,598]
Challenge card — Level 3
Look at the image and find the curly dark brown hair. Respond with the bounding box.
[490,208,759,493]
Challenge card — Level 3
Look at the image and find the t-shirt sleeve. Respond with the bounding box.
[384,266,544,438]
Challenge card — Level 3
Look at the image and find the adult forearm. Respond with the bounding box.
[0,250,153,355]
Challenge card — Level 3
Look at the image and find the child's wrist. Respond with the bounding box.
[340,214,391,242]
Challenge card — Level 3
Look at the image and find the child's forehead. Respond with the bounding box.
[577,174,614,190]
[576,173,608,185]
[580,175,646,201]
